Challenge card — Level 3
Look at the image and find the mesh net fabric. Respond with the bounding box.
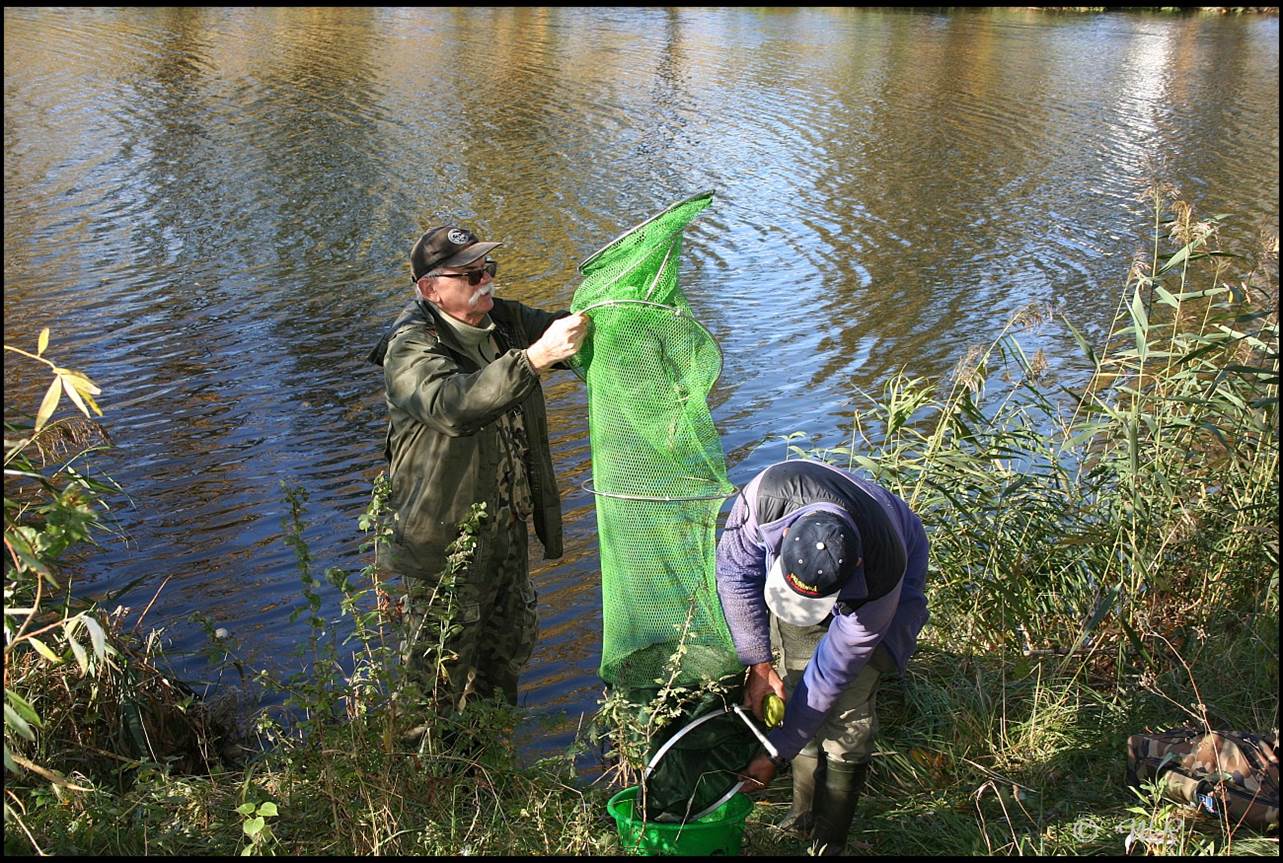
[570,192,758,823]
[570,191,740,691]
[634,684,765,823]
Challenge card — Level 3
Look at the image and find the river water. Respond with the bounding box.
[4,7,1278,756]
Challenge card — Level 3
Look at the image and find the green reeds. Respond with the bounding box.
[805,194,1278,669]
[5,192,1276,855]
[770,192,1279,854]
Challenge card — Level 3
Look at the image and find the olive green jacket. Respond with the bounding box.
[368,298,568,579]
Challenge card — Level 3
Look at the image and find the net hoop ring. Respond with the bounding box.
[580,477,737,502]
[576,190,714,274]
[639,702,778,823]
[576,298,721,352]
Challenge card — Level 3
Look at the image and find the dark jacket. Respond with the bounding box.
[368,297,568,579]
[715,459,930,760]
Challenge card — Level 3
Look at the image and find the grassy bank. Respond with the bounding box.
[745,188,1279,855]
[4,190,1278,855]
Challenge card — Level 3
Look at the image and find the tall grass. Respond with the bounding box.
[803,195,1277,669]
[761,192,1279,854]
[5,462,613,855]
[3,336,611,854]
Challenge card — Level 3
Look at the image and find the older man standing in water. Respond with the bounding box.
[716,458,930,855]
[368,225,588,709]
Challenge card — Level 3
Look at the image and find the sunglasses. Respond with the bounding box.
[432,259,498,286]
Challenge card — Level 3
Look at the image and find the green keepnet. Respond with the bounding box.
[570,191,740,692]
[571,193,759,823]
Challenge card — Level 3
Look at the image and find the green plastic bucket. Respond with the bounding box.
[607,785,753,856]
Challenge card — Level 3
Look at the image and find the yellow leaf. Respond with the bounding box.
[62,375,90,418]
[34,378,61,432]
[61,370,101,396]
[67,634,88,675]
[28,637,64,664]
[65,373,104,416]
[80,388,103,417]
[37,328,49,356]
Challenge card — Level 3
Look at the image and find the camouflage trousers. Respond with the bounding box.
[400,503,538,708]
[771,615,899,766]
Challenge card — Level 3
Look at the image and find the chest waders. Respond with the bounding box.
[772,615,891,854]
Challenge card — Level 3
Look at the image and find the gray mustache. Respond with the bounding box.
[468,285,494,307]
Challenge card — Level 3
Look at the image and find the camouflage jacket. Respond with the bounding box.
[368,297,568,579]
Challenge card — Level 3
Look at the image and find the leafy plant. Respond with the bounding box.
[4,331,113,785]
[794,194,1278,671]
[236,799,280,856]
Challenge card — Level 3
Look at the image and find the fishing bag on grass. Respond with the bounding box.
[1125,728,1279,831]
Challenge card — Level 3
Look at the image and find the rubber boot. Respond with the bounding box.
[811,760,867,856]
[777,751,821,837]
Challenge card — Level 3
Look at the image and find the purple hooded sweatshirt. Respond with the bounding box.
[715,459,929,761]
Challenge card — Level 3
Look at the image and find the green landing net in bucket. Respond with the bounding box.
[571,192,765,827]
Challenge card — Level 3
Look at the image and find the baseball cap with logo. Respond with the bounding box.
[410,226,503,282]
[764,511,862,626]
